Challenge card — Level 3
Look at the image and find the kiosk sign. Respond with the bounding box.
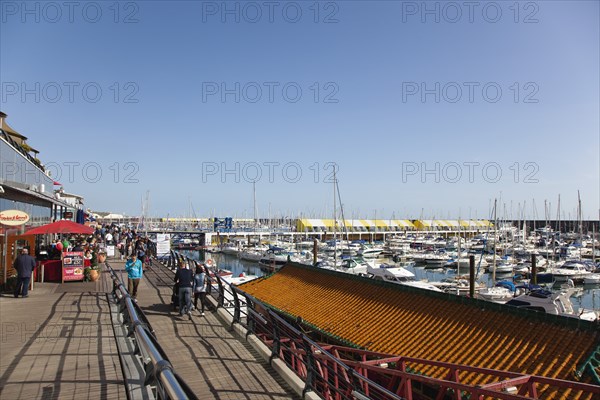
[156,233,171,257]
[63,251,85,282]
[0,210,30,226]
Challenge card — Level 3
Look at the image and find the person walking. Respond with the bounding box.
[136,240,147,269]
[13,248,36,298]
[193,265,208,316]
[175,261,194,320]
[125,253,143,301]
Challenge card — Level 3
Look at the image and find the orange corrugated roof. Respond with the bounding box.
[240,265,599,387]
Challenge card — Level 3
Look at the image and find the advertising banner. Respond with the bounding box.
[156,234,171,257]
[63,251,85,282]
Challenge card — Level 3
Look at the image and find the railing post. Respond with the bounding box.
[268,309,281,361]
[348,367,365,398]
[246,296,255,337]
[301,334,315,396]
[231,286,241,324]
[216,275,225,308]
[206,268,213,296]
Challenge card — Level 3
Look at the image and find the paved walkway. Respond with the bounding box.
[0,258,299,399]
[111,258,299,400]
[0,269,126,400]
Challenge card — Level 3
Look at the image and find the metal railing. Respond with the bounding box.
[166,251,397,399]
[106,261,198,400]
[163,250,600,400]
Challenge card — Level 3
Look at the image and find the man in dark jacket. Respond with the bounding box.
[174,262,194,320]
[14,248,36,298]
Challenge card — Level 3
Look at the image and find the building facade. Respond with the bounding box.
[0,111,77,284]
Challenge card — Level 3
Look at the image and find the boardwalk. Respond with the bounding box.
[0,272,125,400]
[112,259,299,400]
[0,258,299,399]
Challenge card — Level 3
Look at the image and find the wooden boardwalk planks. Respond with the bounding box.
[0,271,126,400]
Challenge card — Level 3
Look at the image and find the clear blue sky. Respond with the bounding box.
[1,1,598,220]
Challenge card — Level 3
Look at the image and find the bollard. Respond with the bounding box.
[531,253,537,285]
[469,255,475,298]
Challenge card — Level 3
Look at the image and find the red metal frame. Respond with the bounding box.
[258,332,600,400]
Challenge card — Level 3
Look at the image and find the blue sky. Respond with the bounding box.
[1,1,598,220]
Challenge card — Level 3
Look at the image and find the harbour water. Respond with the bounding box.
[181,250,600,312]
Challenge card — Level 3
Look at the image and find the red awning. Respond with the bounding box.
[22,220,94,235]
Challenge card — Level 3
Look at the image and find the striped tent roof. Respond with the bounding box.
[414,220,491,229]
[296,219,415,231]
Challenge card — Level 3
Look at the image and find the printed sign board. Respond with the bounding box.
[62,251,85,282]
[0,210,30,226]
[156,233,171,256]
[106,245,115,257]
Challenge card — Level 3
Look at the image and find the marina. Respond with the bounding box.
[2,0,600,398]
[181,244,600,315]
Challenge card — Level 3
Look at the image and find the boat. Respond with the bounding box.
[258,246,290,269]
[239,250,263,262]
[583,273,600,284]
[476,281,523,304]
[318,257,370,276]
[239,244,269,262]
[505,288,599,321]
[422,251,451,266]
[220,242,240,255]
[367,263,442,292]
[493,262,516,274]
[358,246,384,259]
[429,277,486,296]
[549,260,592,283]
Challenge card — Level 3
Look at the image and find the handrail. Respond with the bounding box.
[106,261,197,400]
[165,249,600,400]
[168,250,382,398]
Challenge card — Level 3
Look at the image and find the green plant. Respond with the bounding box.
[83,267,92,282]
[90,252,98,267]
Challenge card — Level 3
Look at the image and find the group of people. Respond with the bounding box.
[124,254,209,319]
[174,262,209,319]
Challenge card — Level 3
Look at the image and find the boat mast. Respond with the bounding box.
[593,223,596,264]
[253,181,257,233]
[557,194,561,264]
[333,167,337,267]
[492,199,497,282]
[335,176,348,242]
[578,190,582,260]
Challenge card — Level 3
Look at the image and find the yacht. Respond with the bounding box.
[367,264,442,292]
[358,245,384,258]
[505,288,599,321]
[550,260,592,283]
[318,257,370,276]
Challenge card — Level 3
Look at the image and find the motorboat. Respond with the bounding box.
[505,287,599,321]
[429,277,486,296]
[367,263,442,292]
[220,242,240,255]
[258,250,289,268]
[358,246,384,259]
[583,273,600,285]
[239,244,269,262]
[476,281,515,303]
[318,257,370,276]
[549,260,592,283]
[492,262,516,274]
